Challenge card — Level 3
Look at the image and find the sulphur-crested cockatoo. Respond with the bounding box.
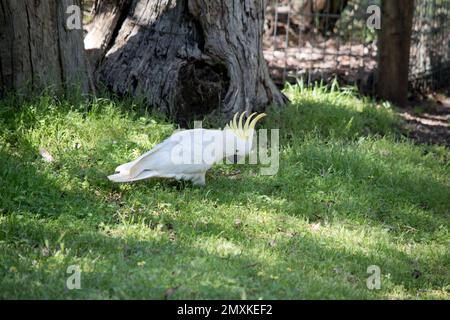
[108,112,266,186]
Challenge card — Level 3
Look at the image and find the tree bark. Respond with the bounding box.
[0,0,89,96]
[87,0,286,124]
[377,0,415,107]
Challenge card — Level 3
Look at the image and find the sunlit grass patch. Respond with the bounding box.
[0,85,448,299]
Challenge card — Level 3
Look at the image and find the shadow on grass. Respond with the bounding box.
[2,145,447,299]
[0,96,448,299]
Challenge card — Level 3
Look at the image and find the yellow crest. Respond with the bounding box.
[225,111,267,139]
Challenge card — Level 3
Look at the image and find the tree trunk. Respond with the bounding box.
[87,0,286,124]
[0,0,89,96]
[377,0,415,107]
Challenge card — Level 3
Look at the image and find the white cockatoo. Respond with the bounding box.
[108,112,266,186]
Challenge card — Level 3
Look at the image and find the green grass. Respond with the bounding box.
[0,84,449,299]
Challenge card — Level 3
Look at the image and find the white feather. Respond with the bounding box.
[108,129,230,186]
[108,112,264,186]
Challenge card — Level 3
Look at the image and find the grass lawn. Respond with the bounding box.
[0,84,448,299]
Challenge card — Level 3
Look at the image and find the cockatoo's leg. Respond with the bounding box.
[191,173,206,187]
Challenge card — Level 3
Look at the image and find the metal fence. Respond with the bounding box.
[410,0,450,91]
[263,0,450,93]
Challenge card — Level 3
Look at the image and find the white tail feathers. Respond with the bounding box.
[108,158,146,182]
[107,173,133,182]
[114,161,135,176]
[108,169,159,183]
[113,145,163,180]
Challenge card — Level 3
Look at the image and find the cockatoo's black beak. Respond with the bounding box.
[227,155,243,164]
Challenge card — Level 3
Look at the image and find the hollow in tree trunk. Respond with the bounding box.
[86,0,286,124]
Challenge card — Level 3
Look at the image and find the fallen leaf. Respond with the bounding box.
[346,274,358,283]
[39,148,54,163]
[41,247,50,257]
[310,222,321,232]
[164,286,180,299]
[333,267,343,274]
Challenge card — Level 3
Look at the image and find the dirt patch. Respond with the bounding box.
[398,92,450,147]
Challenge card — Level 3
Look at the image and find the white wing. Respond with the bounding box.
[108,129,223,183]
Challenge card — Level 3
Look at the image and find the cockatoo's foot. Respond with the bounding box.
[191,174,206,187]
